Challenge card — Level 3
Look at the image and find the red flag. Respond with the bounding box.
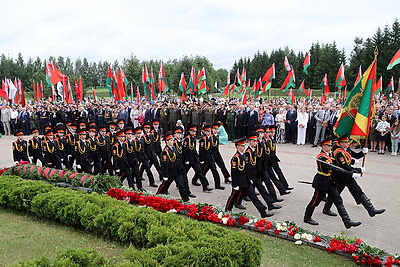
[222,71,230,96]
[375,76,383,93]
[262,63,275,92]
[387,49,400,70]
[241,89,247,104]
[66,78,73,104]
[92,88,97,101]
[33,82,38,101]
[284,56,291,71]
[236,69,242,86]
[78,76,83,101]
[321,73,330,95]
[0,81,7,98]
[280,69,295,91]
[354,66,362,86]
[299,80,306,94]
[136,86,141,103]
[288,88,295,104]
[19,80,26,107]
[303,53,311,75]
[335,63,346,88]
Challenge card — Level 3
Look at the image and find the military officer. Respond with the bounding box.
[87,126,102,174]
[75,129,91,173]
[112,130,136,189]
[42,130,61,169]
[211,122,231,183]
[28,128,45,165]
[96,125,113,175]
[12,129,29,164]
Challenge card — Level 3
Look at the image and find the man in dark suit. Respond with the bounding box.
[247,105,258,134]
[235,105,247,138]
[18,107,31,135]
[285,105,297,144]
[306,106,317,144]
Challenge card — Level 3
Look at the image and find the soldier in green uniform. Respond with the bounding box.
[226,105,237,140]
[159,103,170,134]
[168,102,179,131]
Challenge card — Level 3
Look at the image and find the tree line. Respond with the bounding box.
[0,19,399,96]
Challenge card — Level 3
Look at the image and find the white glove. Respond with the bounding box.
[28,156,33,161]
[352,173,362,179]
[48,163,52,166]
[67,155,72,159]
[353,159,360,164]
[91,162,94,166]
[200,161,204,164]
[163,177,168,181]
[61,158,64,162]
[14,161,19,164]
[233,186,239,191]
[115,169,120,173]
[76,164,81,169]
[360,167,366,173]
[250,180,253,184]
[362,147,368,154]
[184,161,190,165]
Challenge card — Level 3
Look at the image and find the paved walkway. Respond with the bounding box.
[0,135,399,254]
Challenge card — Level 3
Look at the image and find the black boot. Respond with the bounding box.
[336,203,361,229]
[359,194,385,217]
[322,197,334,215]
[304,205,318,225]
[323,209,338,216]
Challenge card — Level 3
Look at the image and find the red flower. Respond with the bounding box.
[265,221,273,229]
[0,167,9,175]
[352,255,359,261]
[313,236,322,243]
[237,216,250,225]
[274,229,281,234]
[355,238,363,245]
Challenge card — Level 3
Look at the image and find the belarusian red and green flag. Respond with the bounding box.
[179,72,188,100]
[142,65,151,99]
[335,63,346,89]
[197,67,208,95]
[280,68,295,91]
[375,76,382,94]
[387,49,400,70]
[384,76,394,99]
[288,88,295,104]
[354,65,362,86]
[303,53,310,75]
[187,66,196,95]
[334,59,377,140]
[284,56,291,71]
[158,62,169,93]
[261,63,275,91]
[105,66,114,97]
[298,80,306,94]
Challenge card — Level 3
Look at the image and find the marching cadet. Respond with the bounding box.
[234,132,282,212]
[183,124,213,192]
[87,126,102,174]
[12,129,29,164]
[28,128,45,165]
[96,125,113,175]
[211,122,231,183]
[117,119,125,131]
[112,130,136,190]
[55,126,71,169]
[322,135,385,218]
[196,124,224,190]
[151,119,162,161]
[304,138,362,229]
[108,122,117,145]
[125,127,144,190]
[75,129,91,173]
[140,122,162,181]
[133,126,158,187]
[156,131,190,202]
[41,126,53,142]
[42,130,61,169]
[225,137,271,218]
[174,126,196,198]
[66,123,79,168]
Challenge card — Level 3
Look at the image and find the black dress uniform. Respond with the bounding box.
[151,123,162,161]
[12,130,29,163]
[156,132,189,202]
[87,135,102,174]
[28,129,45,165]
[133,127,157,187]
[125,127,144,190]
[304,138,362,229]
[66,126,78,167]
[55,133,71,169]
[211,128,231,183]
[112,135,136,189]
[75,132,91,173]
[183,125,212,191]
[225,137,269,218]
[42,131,61,169]
[139,126,162,181]
[159,105,170,134]
[96,127,114,175]
[323,136,385,217]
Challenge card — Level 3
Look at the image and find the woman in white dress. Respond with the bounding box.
[275,108,286,143]
[296,106,308,145]
[130,105,140,128]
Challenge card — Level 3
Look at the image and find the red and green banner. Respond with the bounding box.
[288,88,295,104]
[284,56,291,71]
[105,66,114,97]
[241,89,247,104]
[375,76,382,94]
[298,80,306,94]
[303,53,310,75]
[320,73,330,96]
[334,60,377,140]
[261,63,275,91]
[335,63,346,89]
[354,65,362,86]
[280,69,295,91]
[387,49,400,70]
[157,62,169,93]
[197,67,207,95]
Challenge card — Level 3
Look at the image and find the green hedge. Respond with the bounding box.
[3,164,121,193]
[1,175,262,266]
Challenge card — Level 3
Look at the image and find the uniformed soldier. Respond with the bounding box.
[38,107,49,134]
[190,104,203,136]
[104,105,113,124]
[125,127,144,190]
[211,122,231,183]
[55,126,71,169]
[174,126,196,198]
[140,122,162,181]
[112,130,136,189]
[197,124,224,190]
[87,126,102,174]
[12,129,29,164]
[156,131,190,202]
[75,129,91,173]
[42,130,61,169]
[66,123,79,168]
[108,122,117,145]
[151,119,162,161]
[96,125,113,175]
[322,135,385,217]
[304,138,362,229]
[133,126,158,187]
[226,105,237,140]
[183,124,213,192]
[117,119,125,131]
[225,137,271,218]
[168,102,180,131]
[41,126,53,143]
[159,103,170,134]
[180,104,191,135]
[28,128,45,165]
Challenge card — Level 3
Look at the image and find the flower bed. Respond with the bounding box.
[0,175,262,267]
[2,164,121,193]
[107,187,400,267]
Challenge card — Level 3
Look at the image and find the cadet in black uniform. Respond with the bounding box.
[28,128,45,165]
[12,130,29,164]
[156,131,189,202]
[211,122,231,183]
[42,130,61,169]
[87,126,102,174]
[151,119,162,161]
[75,129,91,173]
[323,135,385,217]
[304,138,362,229]
[112,130,136,189]
[140,122,162,181]
[96,125,113,175]
[225,137,271,218]
[125,127,144,190]
[66,123,78,168]
[55,126,71,169]
[133,126,157,187]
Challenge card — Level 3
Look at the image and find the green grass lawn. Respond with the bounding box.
[0,206,356,266]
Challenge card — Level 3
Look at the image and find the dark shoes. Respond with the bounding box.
[225,179,232,183]
[203,187,213,192]
[286,187,294,190]
[344,220,362,229]
[150,184,158,188]
[215,186,225,190]
[261,211,274,218]
[368,208,386,217]
[281,191,291,195]
[304,217,319,225]
[268,204,282,211]
[189,193,196,198]
[311,145,318,147]
[192,181,201,186]
[234,204,247,210]
[244,196,251,201]
[323,209,338,217]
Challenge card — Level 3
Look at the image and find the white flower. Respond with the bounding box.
[306,234,313,241]
[275,223,282,230]
[222,217,229,224]
[301,233,308,239]
[295,240,302,245]
[218,212,223,219]
[294,233,301,240]
[249,219,254,224]
[138,205,145,208]
[253,219,258,223]
[167,209,177,213]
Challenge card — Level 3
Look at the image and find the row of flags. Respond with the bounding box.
[177,66,209,101]
[141,63,171,100]
[0,78,26,106]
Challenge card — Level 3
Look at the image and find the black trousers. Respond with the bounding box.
[77,163,91,174]
[139,154,161,180]
[225,186,267,216]
[118,165,136,190]
[138,159,156,185]
[156,175,189,202]
[324,178,365,211]
[193,160,221,188]
[214,152,230,180]
[32,154,45,166]
[100,156,114,175]
[236,177,275,207]
[265,165,287,195]
[259,169,279,201]
[185,161,209,189]
[270,159,289,189]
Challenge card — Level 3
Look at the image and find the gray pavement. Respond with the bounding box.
[0,135,399,254]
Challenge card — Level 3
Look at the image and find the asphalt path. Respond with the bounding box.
[1,135,398,254]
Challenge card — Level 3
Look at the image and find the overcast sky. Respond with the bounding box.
[0,0,398,70]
